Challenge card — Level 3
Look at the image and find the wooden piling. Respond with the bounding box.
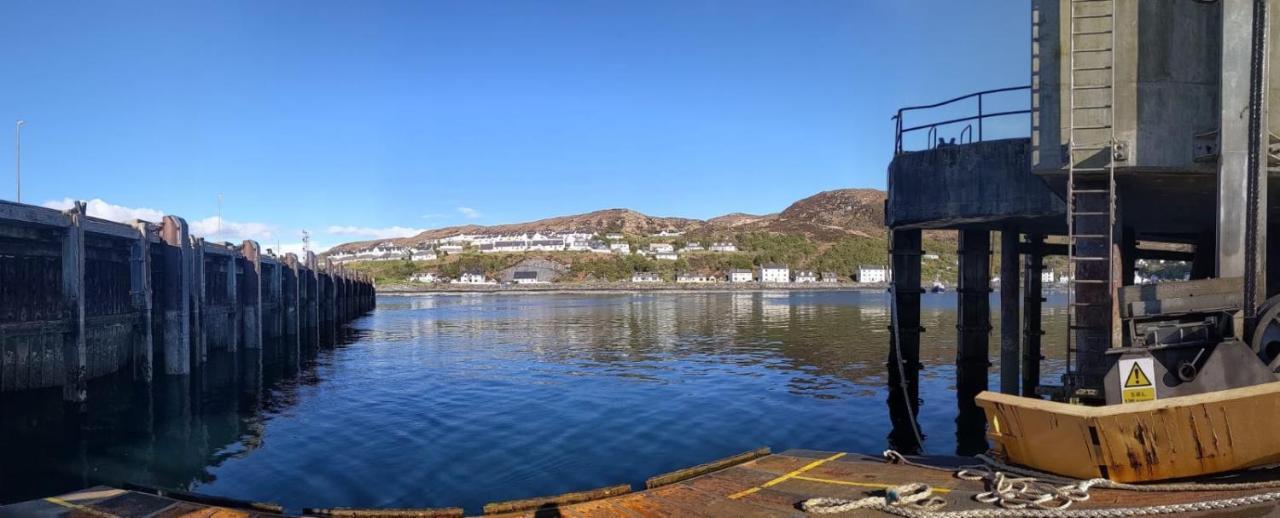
[887,229,923,453]
[1022,234,1045,397]
[61,202,87,402]
[130,221,153,384]
[159,216,191,376]
[999,230,1021,395]
[240,241,262,350]
[955,229,991,455]
[190,237,206,365]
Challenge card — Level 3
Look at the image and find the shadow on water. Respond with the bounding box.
[0,325,366,505]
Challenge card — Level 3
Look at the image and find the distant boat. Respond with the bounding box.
[930,281,946,293]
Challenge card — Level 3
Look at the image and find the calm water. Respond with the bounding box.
[1,290,1066,514]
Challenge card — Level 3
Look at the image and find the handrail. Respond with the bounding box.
[893,85,1031,154]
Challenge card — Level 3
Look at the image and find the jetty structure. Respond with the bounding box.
[888,0,1280,481]
[0,199,375,403]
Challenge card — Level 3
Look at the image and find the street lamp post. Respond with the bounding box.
[15,120,24,203]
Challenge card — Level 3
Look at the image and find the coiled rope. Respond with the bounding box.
[799,450,1280,516]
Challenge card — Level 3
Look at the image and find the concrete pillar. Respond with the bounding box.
[1219,0,1269,330]
[1022,234,1045,398]
[887,229,923,454]
[241,241,262,350]
[130,221,153,384]
[159,216,191,376]
[999,230,1020,395]
[60,202,87,402]
[956,229,990,456]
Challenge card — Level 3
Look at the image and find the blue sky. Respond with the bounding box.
[1,1,1029,252]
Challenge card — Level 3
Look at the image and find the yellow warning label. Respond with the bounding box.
[1124,363,1153,388]
[1122,387,1156,403]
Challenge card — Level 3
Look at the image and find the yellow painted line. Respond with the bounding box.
[44,496,120,518]
[791,475,954,494]
[728,452,847,499]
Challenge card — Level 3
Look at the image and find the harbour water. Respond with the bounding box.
[1,290,1066,514]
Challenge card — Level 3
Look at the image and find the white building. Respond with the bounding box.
[649,243,675,253]
[794,270,819,283]
[857,265,889,284]
[677,272,716,283]
[610,243,631,255]
[410,272,442,283]
[821,271,842,283]
[631,272,662,283]
[709,242,738,252]
[654,251,679,261]
[410,248,437,261]
[727,268,754,283]
[606,233,625,241]
[1041,270,1056,283]
[758,264,790,283]
[652,230,684,237]
[438,244,465,253]
[457,271,493,284]
[528,239,566,251]
[680,243,704,253]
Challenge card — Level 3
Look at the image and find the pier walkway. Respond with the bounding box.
[5,449,1277,517]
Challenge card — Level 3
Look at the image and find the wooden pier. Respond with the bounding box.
[0,200,375,402]
[5,449,1278,517]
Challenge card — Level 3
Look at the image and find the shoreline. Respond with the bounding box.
[376,282,890,295]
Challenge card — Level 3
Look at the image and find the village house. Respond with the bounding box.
[605,233,625,241]
[457,271,493,285]
[758,264,790,283]
[410,247,437,261]
[680,243,704,253]
[654,251,679,261]
[631,272,662,283]
[329,251,356,263]
[727,269,754,283]
[438,244,465,254]
[857,265,889,284]
[410,272,442,283]
[652,230,684,237]
[1041,270,1056,284]
[677,272,716,284]
[709,242,738,252]
[512,271,546,284]
[649,243,675,253]
[794,270,819,283]
[610,243,631,255]
[528,239,566,251]
[821,271,842,283]
[588,241,612,254]
[492,240,528,253]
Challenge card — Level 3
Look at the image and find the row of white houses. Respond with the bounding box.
[631,265,890,284]
[331,238,743,263]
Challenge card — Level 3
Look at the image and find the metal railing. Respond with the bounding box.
[893,85,1032,154]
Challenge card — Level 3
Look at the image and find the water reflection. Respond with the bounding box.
[1,291,1066,514]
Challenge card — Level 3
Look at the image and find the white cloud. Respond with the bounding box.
[325,225,424,239]
[189,216,276,243]
[42,198,166,223]
[458,206,481,219]
[276,241,331,257]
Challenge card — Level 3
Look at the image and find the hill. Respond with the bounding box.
[328,189,892,253]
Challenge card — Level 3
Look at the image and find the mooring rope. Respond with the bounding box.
[798,450,1280,516]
